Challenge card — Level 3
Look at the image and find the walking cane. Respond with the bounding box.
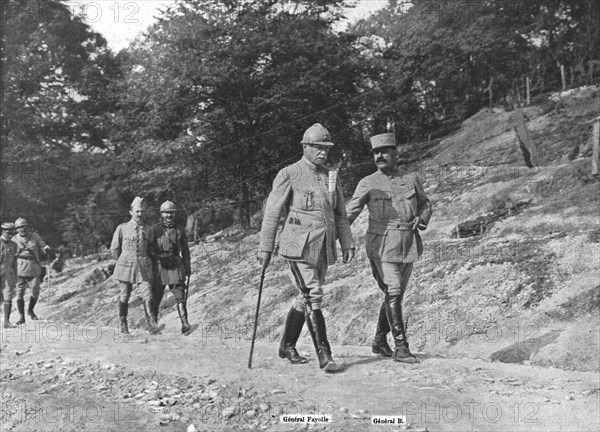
[248,265,266,369]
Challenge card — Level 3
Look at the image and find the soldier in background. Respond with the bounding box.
[149,200,192,335]
[259,123,355,372]
[110,197,159,335]
[12,218,51,324]
[347,133,432,363]
[1,223,18,328]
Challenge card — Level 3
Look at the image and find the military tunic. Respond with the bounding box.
[149,223,190,303]
[150,223,190,284]
[1,237,18,301]
[110,220,154,302]
[260,157,354,310]
[12,232,47,299]
[347,167,432,297]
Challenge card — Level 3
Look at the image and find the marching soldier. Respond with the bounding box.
[259,123,355,372]
[110,197,159,335]
[346,133,432,363]
[149,200,192,335]
[12,218,51,324]
[1,223,18,328]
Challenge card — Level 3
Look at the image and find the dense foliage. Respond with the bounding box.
[1,0,598,248]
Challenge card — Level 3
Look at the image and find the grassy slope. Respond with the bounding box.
[39,87,600,372]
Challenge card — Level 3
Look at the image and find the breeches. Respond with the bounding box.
[154,283,186,304]
[119,281,152,303]
[369,260,413,299]
[287,246,328,312]
[1,273,16,302]
[16,276,40,300]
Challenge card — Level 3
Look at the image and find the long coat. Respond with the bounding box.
[260,157,354,265]
[110,220,154,284]
[346,168,432,263]
[149,223,190,285]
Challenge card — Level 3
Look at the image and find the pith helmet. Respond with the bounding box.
[160,200,177,212]
[14,218,28,228]
[301,123,334,146]
[370,133,397,150]
[130,196,144,210]
[1,222,15,231]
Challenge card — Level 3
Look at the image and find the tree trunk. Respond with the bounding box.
[239,181,250,230]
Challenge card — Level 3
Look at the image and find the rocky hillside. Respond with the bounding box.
[33,86,600,373]
[2,86,598,432]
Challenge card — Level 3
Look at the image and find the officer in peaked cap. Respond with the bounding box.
[346,133,432,363]
[12,218,51,324]
[110,197,159,335]
[149,200,192,335]
[1,223,18,328]
[258,123,355,372]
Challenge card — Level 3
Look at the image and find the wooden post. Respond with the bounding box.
[526,76,530,106]
[193,217,198,242]
[561,64,566,91]
[592,119,600,177]
[488,76,493,111]
[570,66,574,89]
[511,110,540,167]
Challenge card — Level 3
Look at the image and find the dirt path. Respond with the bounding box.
[2,321,598,432]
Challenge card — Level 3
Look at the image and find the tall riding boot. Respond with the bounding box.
[305,309,319,354]
[27,297,39,320]
[143,300,160,334]
[176,302,191,335]
[385,295,418,363]
[306,309,337,372]
[371,301,393,357]
[278,308,308,364]
[16,299,25,325]
[3,302,17,329]
[152,284,165,323]
[119,301,130,335]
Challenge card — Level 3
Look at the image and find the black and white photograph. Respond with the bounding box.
[1,0,599,431]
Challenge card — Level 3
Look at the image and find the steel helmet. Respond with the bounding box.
[14,218,28,228]
[1,222,15,231]
[301,123,334,146]
[160,200,177,212]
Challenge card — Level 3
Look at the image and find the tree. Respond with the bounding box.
[114,0,366,227]
[1,0,121,243]
[350,0,599,147]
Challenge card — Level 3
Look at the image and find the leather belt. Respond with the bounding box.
[288,208,335,225]
[369,219,413,231]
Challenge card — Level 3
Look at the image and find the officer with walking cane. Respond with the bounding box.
[256,123,355,372]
